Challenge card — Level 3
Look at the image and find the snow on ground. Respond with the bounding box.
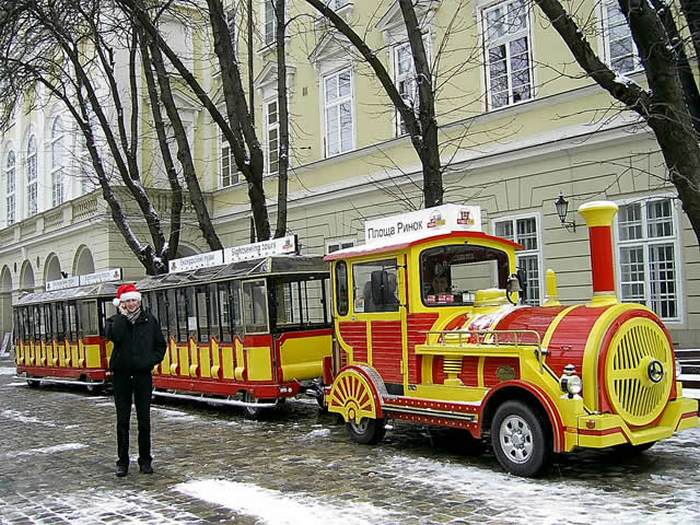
[302,428,331,440]
[0,367,16,375]
[381,448,700,525]
[1,382,28,387]
[0,409,57,427]
[1,443,87,459]
[151,407,200,422]
[175,479,395,525]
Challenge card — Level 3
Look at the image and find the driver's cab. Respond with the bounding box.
[327,204,523,395]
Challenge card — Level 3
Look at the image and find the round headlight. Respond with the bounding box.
[566,374,582,396]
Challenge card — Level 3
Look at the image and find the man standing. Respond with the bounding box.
[106,283,166,477]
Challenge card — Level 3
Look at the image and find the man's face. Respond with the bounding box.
[123,298,140,313]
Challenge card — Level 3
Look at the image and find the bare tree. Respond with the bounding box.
[533,0,700,244]
[306,0,443,208]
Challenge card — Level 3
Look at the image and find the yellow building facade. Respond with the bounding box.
[0,0,697,345]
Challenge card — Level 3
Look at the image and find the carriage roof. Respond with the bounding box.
[136,254,328,292]
[14,282,122,306]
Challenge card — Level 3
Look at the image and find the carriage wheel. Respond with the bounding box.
[84,377,102,395]
[328,369,384,445]
[242,391,264,419]
[26,376,41,389]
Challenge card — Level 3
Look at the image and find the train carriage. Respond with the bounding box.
[14,278,121,390]
[137,253,333,415]
[324,202,699,476]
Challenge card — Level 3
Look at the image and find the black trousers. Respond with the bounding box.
[112,371,153,467]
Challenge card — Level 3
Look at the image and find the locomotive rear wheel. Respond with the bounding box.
[346,417,386,445]
[491,401,550,477]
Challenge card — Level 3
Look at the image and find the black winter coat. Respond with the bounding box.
[105,310,167,372]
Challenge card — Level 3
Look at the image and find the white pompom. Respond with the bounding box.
[113,298,121,307]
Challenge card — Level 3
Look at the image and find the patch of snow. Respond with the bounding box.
[0,409,57,427]
[2,443,88,458]
[0,367,17,375]
[382,453,700,524]
[303,428,331,439]
[2,382,28,387]
[152,407,199,422]
[175,479,395,525]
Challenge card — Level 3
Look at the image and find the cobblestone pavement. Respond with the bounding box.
[1,360,699,525]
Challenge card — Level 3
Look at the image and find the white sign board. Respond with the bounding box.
[79,268,123,286]
[364,204,481,245]
[223,235,297,264]
[46,276,81,291]
[169,250,224,274]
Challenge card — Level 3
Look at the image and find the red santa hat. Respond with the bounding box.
[113,283,142,307]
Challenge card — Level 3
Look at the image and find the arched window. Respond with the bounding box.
[5,151,16,225]
[51,116,64,206]
[26,135,37,216]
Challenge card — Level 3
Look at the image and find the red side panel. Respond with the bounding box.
[432,355,445,384]
[458,356,479,386]
[483,357,520,387]
[371,320,403,384]
[494,306,567,344]
[546,307,611,376]
[338,321,368,363]
[407,313,439,384]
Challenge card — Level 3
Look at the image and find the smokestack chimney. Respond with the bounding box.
[578,201,619,306]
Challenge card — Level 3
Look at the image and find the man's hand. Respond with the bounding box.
[118,303,128,315]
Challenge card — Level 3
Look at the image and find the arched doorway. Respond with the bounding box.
[73,246,95,276]
[0,266,12,343]
[19,261,35,293]
[44,253,62,283]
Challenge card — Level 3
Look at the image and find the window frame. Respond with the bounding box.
[326,238,355,254]
[5,150,16,225]
[492,212,543,305]
[351,258,400,314]
[600,0,642,75]
[220,130,239,188]
[481,0,535,111]
[50,116,65,207]
[241,278,270,334]
[614,195,683,324]
[26,134,38,216]
[322,66,355,157]
[263,0,277,47]
[265,98,280,176]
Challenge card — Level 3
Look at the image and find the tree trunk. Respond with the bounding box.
[274,0,289,238]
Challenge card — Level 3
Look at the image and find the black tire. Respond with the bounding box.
[346,417,386,445]
[491,400,551,477]
[26,377,40,389]
[84,377,102,395]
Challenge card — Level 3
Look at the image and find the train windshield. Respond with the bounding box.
[420,244,510,306]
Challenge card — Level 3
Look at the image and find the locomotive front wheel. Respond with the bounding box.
[491,401,551,477]
[346,417,386,445]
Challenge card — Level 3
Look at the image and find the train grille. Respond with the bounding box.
[605,318,673,427]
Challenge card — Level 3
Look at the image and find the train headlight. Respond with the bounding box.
[560,364,582,398]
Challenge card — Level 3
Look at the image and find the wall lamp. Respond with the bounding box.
[554,192,577,232]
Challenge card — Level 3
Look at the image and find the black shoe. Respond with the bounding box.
[139,462,153,474]
[115,465,128,477]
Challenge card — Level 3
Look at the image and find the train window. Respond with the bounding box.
[208,284,222,341]
[175,287,195,342]
[272,277,329,330]
[335,262,349,316]
[154,291,169,339]
[274,281,299,327]
[34,305,45,340]
[78,300,99,336]
[21,308,30,342]
[166,289,178,340]
[42,305,51,341]
[352,259,399,313]
[55,303,66,342]
[67,303,78,340]
[242,279,269,334]
[420,245,509,306]
[216,283,231,342]
[195,287,210,343]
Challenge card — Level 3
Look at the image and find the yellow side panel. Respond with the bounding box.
[234,339,245,381]
[280,335,332,381]
[247,346,272,381]
[199,345,211,378]
[222,344,235,379]
[188,339,199,377]
[85,344,102,368]
[210,339,220,378]
[70,344,80,368]
[178,345,190,377]
[158,339,172,376]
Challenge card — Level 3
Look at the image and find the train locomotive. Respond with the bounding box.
[324,201,698,476]
[12,201,699,477]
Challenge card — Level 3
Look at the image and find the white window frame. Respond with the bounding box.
[262,0,277,47]
[219,131,239,188]
[614,195,683,324]
[26,134,38,217]
[326,238,355,254]
[392,37,432,137]
[322,66,354,158]
[50,116,64,207]
[5,150,15,225]
[600,0,641,75]
[265,98,280,176]
[492,212,543,305]
[481,0,534,110]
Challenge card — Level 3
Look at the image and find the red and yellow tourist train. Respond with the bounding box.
[12,202,699,476]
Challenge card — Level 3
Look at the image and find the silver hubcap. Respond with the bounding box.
[350,418,369,434]
[499,415,534,464]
